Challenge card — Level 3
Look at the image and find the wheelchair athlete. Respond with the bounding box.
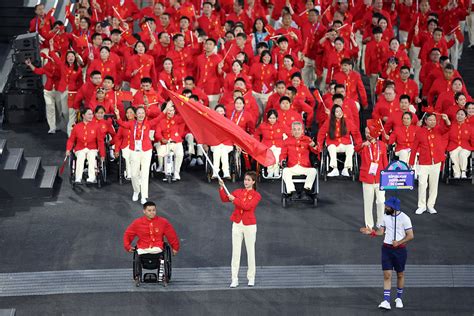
[317,105,362,177]
[124,201,180,256]
[280,121,318,199]
[66,108,105,184]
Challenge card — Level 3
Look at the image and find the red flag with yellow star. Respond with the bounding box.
[166,90,276,167]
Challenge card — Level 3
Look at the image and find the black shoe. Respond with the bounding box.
[301,189,312,200]
[289,191,297,200]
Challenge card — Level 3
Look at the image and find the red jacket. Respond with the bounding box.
[384,110,419,133]
[33,61,60,91]
[333,70,368,108]
[249,63,277,94]
[317,118,362,147]
[74,81,101,110]
[219,187,261,225]
[277,109,303,131]
[195,53,223,95]
[50,52,83,92]
[280,135,318,168]
[123,215,180,252]
[114,126,132,153]
[409,124,450,166]
[125,54,157,90]
[66,121,106,157]
[364,39,389,75]
[389,125,418,151]
[394,78,419,105]
[446,121,474,152]
[372,98,400,121]
[116,117,161,151]
[356,140,388,184]
[154,115,186,144]
[255,121,289,148]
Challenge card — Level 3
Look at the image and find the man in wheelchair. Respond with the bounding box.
[123,201,180,285]
[280,121,319,200]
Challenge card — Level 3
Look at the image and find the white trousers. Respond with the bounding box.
[369,74,378,105]
[395,149,411,164]
[185,133,203,156]
[409,46,421,85]
[302,57,316,88]
[75,148,97,182]
[449,147,471,176]
[157,142,184,176]
[208,94,221,110]
[130,149,152,198]
[362,182,385,229]
[282,164,317,192]
[231,221,257,281]
[68,108,77,137]
[211,144,233,177]
[121,146,132,177]
[252,91,271,115]
[137,247,162,255]
[44,89,63,131]
[417,162,441,208]
[399,30,409,45]
[327,144,354,169]
[267,145,281,174]
[319,67,328,91]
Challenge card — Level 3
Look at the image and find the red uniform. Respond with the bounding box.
[249,63,277,94]
[394,78,419,105]
[356,140,389,184]
[219,187,261,225]
[66,121,106,157]
[254,121,289,148]
[154,115,186,144]
[389,125,418,151]
[74,81,101,110]
[364,39,390,75]
[409,124,450,166]
[125,54,157,90]
[116,118,161,151]
[384,110,419,133]
[123,216,180,252]
[277,109,303,130]
[333,70,368,108]
[280,135,318,168]
[195,53,223,95]
[317,119,362,147]
[114,126,132,154]
[229,109,255,135]
[372,98,400,121]
[446,121,474,152]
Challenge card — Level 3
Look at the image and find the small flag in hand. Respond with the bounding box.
[59,156,68,175]
[366,119,383,138]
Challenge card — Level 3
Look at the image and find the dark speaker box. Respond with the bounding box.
[5,108,43,124]
[11,64,36,79]
[5,92,43,111]
[12,50,40,65]
[14,77,43,90]
[13,33,39,51]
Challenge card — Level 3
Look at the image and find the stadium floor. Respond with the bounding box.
[1,36,474,316]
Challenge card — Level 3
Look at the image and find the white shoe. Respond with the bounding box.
[427,207,437,214]
[266,170,274,178]
[132,192,139,202]
[415,207,426,215]
[230,279,239,288]
[274,170,280,177]
[395,298,403,308]
[248,279,255,287]
[140,197,147,204]
[378,300,391,310]
[453,172,461,179]
[327,168,339,177]
[189,158,197,167]
[48,129,56,134]
[341,168,350,177]
[173,173,181,181]
[461,171,467,179]
[211,173,218,179]
[196,157,204,166]
[157,165,163,173]
[223,173,231,179]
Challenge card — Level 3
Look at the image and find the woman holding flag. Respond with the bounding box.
[219,171,261,288]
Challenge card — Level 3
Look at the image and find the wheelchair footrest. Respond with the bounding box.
[143,273,158,283]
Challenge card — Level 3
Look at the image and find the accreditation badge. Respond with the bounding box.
[369,162,379,175]
[135,140,143,152]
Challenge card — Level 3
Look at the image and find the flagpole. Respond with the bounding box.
[198,144,230,195]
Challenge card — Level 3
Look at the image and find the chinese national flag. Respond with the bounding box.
[75,35,88,48]
[166,90,276,166]
[366,119,383,138]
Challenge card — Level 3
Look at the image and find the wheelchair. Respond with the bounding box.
[69,151,106,189]
[132,242,173,287]
[280,159,320,208]
[255,161,282,182]
[150,141,182,183]
[204,146,243,183]
[319,143,359,182]
[442,151,474,184]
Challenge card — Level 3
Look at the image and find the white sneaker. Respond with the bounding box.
[173,173,181,181]
[341,168,350,177]
[211,173,218,179]
[132,192,139,202]
[327,168,339,177]
[427,207,437,214]
[48,129,56,134]
[189,158,197,167]
[248,279,255,287]
[415,207,426,215]
[461,171,467,179]
[141,197,147,204]
[378,300,391,310]
[157,165,163,173]
[223,173,231,179]
[395,298,403,308]
[266,170,274,178]
[230,279,239,288]
[453,172,461,179]
[196,157,204,166]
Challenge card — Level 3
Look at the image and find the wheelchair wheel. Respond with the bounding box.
[281,196,288,208]
[312,196,318,208]
[164,243,172,282]
[132,250,142,287]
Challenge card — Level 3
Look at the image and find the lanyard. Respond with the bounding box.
[231,110,244,125]
[369,141,380,162]
[134,121,145,141]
